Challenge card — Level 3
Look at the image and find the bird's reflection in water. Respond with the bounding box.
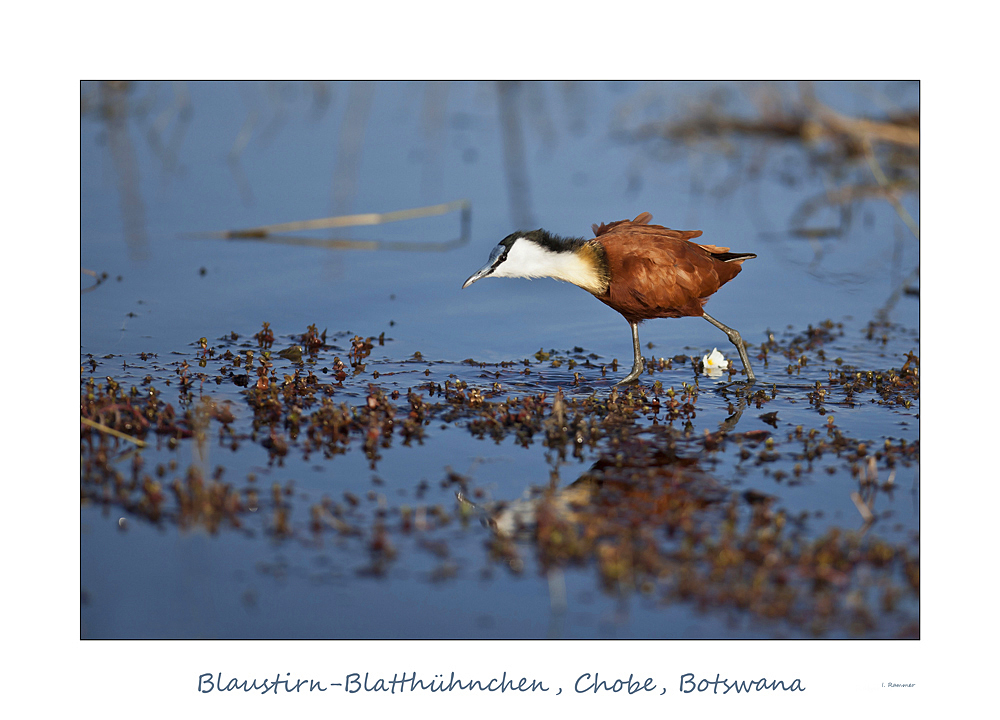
[480,429,729,541]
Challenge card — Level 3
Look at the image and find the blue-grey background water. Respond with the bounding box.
[81,81,918,638]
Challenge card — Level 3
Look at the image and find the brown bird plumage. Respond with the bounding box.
[590,212,752,323]
[462,212,757,385]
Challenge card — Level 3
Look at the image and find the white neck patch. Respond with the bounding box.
[491,238,602,294]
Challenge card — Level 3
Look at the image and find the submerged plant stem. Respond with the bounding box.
[80,416,148,447]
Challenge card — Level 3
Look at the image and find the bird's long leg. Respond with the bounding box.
[616,321,645,386]
[703,312,756,383]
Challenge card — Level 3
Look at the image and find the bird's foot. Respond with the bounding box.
[710,370,757,394]
[615,360,645,387]
[713,379,757,398]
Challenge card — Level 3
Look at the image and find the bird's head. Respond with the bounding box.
[462,230,572,289]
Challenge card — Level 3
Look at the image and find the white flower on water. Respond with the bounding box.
[701,348,728,377]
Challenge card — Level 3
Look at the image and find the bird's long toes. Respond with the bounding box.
[614,372,643,387]
[711,378,755,395]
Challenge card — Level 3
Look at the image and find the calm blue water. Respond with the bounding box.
[81,81,918,638]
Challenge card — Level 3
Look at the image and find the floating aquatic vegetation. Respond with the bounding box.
[81,318,918,637]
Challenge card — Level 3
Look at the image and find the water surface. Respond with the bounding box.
[81,81,919,638]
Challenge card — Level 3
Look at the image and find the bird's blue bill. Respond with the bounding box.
[462,244,504,288]
[462,263,493,289]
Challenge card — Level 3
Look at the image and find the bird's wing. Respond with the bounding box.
[601,234,737,319]
[592,211,654,237]
[597,218,707,245]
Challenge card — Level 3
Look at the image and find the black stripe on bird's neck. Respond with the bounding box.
[502,229,588,255]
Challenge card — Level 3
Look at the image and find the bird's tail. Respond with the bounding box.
[711,251,757,263]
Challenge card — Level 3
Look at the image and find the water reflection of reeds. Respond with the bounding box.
[611,81,919,308]
[82,81,918,308]
[93,81,149,260]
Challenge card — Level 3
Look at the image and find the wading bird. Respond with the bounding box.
[462,212,756,385]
